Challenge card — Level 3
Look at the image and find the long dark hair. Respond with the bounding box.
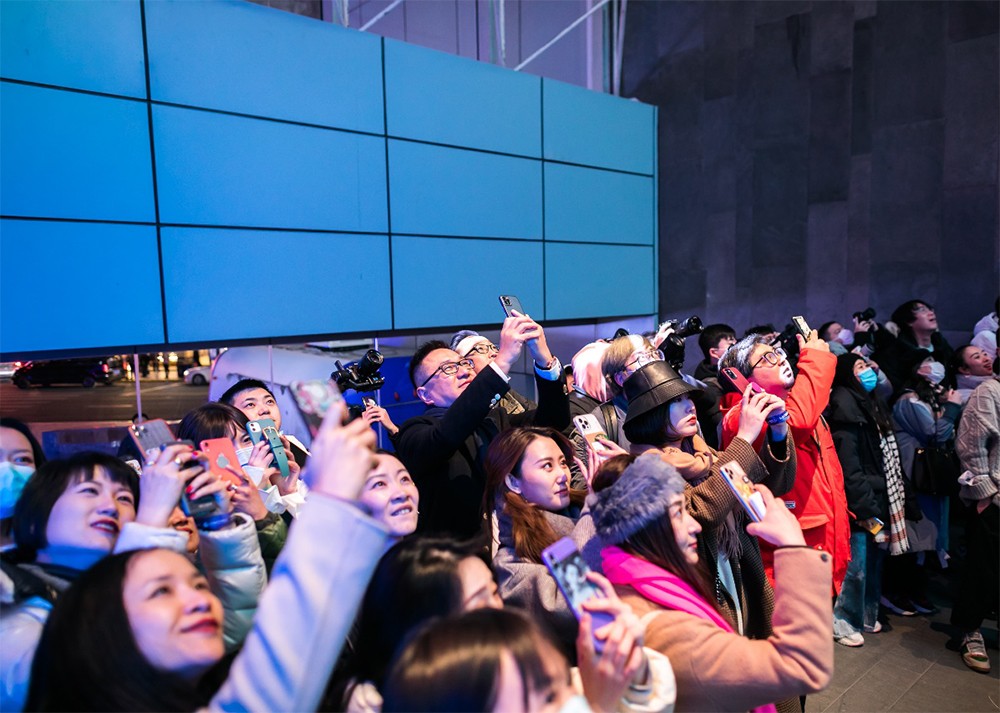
[592,455,721,615]
[382,608,557,713]
[330,536,489,708]
[25,549,218,711]
[482,427,586,563]
[833,353,894,434]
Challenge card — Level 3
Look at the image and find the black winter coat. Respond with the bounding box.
[826,386,890,524]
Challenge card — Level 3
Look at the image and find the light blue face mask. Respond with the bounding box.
[0,462,35,519]
[857,367,878,393]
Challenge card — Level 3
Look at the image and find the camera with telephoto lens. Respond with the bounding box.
[658,316,704,370]
[332,349,384,393]
[853,307,876,322]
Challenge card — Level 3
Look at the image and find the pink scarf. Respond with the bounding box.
[602,546,778,713]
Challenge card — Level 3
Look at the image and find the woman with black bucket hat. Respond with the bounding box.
[618,361,800,712]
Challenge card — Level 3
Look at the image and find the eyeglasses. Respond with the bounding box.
[751,346,787,370]
[420,358,475,387]
[465,343,499,357]
[624,349,664,372]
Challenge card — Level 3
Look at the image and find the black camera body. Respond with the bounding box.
[853,307,876,322]
[660,316,703,370]
[332,349,385,393]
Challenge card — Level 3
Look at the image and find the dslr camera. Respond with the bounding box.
[853,307,876,322]
[332,349,385,393]
[657,316,703,370]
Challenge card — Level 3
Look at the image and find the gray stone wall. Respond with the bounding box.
[624,0,998,347]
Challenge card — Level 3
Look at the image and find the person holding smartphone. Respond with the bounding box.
[826,353,918,647]
[591,453,833,712]
[720,330,851,598]
[619,358,796,698]
[396,312,570,538]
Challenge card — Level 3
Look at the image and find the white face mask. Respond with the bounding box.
[234,446,253,466]
[923,361,946,385]
[836,328,854,346]
[558,695,593,713]
[0,462,35,519]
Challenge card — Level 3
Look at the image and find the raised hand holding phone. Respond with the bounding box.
[575,571,647,713]
[135,442,204,528]
[543,538,615,652]
[303,398,377,503]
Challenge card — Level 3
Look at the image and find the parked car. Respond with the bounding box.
[183,365,211,386]
[0,362,23,380]
[12,357,123,388]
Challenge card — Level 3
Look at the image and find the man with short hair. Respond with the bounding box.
[720,331,850,595]
[694,323,736,448]
[396,314,569,537]
[219,378,309,464]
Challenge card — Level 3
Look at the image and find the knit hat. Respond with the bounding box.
[590,453,686,545]
[622,361,702,425]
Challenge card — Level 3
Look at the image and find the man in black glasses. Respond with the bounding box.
[719,329,851,599]
[396,313,569,537]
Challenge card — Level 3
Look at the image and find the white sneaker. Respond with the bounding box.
[835,631,865,647]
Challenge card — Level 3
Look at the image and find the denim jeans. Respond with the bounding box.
[833,530,885,636]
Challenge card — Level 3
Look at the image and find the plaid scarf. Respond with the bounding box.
[879,430,910,556]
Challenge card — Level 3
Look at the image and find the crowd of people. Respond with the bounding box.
[0,298,996,712]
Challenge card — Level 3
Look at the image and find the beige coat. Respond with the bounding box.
[616,548,833,713]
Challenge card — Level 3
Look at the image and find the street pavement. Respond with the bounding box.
[0,378,209,424]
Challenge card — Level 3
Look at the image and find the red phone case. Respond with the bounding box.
[199,438,244,487]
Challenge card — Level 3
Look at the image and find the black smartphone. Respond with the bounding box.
[499,294,524,318]
[791,315,811,340]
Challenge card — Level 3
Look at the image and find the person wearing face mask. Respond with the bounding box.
[818,321,852,356]
[950,344,997,405]
[884,353,964,615]
[873,300,955,395]
[0,419,46,552]
[825,354,921,646]
[176,402,302,539]
[219,379,310,465]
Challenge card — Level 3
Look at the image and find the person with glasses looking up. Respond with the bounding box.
[450,330,537,416]
[396,313,570,539]
[720,329,851,598]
